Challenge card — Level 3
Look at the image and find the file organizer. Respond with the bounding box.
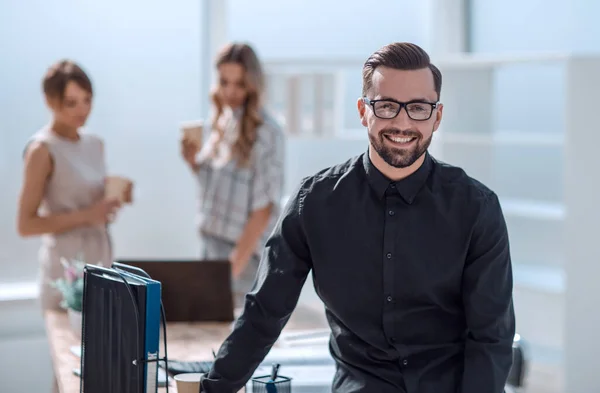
[79,263,170,393]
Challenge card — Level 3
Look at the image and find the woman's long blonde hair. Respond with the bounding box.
[209,42,265,167]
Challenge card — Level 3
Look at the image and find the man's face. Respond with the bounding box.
[357,66,443,169]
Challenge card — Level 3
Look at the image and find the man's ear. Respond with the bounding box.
[432,103,443,132]
[357,98,368,127]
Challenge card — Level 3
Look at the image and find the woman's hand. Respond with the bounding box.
[180,137,200,169]
[18,141,118,237]
[85,199,121,225]
[229,248,250,279]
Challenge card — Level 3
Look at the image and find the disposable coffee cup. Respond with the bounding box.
[174,373,204,393]
[104,176,132,204]
[180,120,204,147]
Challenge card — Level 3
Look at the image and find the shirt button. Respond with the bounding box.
[388,210,395,216]
[386,253,392,259]
[402,359,408,366]
[389,183,396,189]
[386,296,393,302]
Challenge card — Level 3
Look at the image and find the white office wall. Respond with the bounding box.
[569,0,600,53]
[470,0,571,53]
[0,0,204,283]
[471,0,600,54]
[228,0,434,139]
[227,0,433,58]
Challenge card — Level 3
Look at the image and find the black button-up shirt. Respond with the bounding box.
[201,151,516,393]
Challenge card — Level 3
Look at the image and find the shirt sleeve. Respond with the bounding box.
[461,192,516,393]
[250,123,285,212]
[194,132,218,171]
[200,177,312,392]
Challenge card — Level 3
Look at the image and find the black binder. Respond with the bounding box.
[80,264,169,393]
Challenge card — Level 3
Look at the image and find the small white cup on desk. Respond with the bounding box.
[104,176,133,204]
[180,120,204,148]
[174,372,204,393]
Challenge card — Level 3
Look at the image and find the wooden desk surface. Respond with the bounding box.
[46,306,327,393]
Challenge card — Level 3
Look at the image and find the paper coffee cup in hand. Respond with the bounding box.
[180,120,203,147]
[104,176,132,204]
[174,373,204,393]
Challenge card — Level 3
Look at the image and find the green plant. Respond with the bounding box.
[51,257,86,312]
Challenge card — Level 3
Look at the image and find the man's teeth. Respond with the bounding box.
[388,136,415,143]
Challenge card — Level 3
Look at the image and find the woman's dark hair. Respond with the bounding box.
[43,60,93,100]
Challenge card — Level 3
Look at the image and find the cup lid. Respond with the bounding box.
[174,372,204,382]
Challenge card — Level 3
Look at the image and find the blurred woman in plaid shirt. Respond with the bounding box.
[181,42,285,307]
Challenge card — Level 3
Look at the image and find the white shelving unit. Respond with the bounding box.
[437,55,600,393]
[421,54,600,393]
[562,57,600,393]
[435,54,568,279]
[437,131,564,147]
[264,54,600,393]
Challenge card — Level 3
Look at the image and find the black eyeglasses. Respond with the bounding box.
[363,97,439,121]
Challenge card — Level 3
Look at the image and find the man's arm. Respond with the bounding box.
[461,192,516,393]
[201,178,312,393]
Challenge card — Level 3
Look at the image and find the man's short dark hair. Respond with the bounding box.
[362,42,442,99]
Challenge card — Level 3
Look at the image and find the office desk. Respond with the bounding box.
[45,309,516,393]
[45,306,327,393]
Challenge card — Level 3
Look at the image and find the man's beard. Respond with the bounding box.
[368,128,433,168]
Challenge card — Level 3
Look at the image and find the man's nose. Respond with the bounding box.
[390,106,413,129]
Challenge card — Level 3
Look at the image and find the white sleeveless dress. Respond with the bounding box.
[27,127,112,310]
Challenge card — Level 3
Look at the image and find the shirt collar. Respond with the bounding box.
[362,149,432,204]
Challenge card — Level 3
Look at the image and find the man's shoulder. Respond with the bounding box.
[296,154,364,196]
[432,157,497,205]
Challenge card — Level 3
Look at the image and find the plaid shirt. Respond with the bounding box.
[195,110,285,257]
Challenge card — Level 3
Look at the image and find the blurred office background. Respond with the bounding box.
[1,0,599,391]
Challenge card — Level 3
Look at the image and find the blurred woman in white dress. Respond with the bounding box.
[17,60,130,311]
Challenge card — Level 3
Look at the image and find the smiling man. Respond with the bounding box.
[201,42,516,393]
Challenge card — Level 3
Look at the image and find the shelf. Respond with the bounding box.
[264,52,571,72]
[513,264,565,294]
[437,131,564,147]
[0,281,38,303]
[500,198,565,221]
[436,52,570,70]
